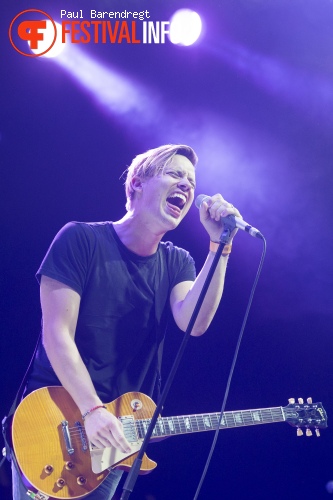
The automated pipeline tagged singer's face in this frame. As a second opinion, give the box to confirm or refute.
[137,154,196,232]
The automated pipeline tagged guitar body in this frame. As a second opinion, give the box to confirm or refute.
[12,387,157,499]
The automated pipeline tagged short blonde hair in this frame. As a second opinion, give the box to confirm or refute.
[124,144,198,210]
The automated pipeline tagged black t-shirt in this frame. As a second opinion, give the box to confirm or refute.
[27,222,196,401]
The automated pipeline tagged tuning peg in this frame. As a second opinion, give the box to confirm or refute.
[315,428,320,437]
[288,398,295,404]
[297,428,303,436]
[298,398,304,404]
[307,397,312,404]
[306,428,312,437]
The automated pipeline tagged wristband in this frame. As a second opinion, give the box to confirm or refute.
[82,405,107,420]
[209,241,232,255]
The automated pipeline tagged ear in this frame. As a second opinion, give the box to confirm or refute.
[131,176,144,194]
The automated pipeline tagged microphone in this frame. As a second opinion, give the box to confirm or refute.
[195,194,263,239]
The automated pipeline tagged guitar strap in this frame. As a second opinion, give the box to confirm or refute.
[146,243,170,404]
[1,330,41,469]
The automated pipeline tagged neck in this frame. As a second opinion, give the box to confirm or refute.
[113,212,165,256]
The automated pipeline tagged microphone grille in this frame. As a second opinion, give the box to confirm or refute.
[195,194,210,208]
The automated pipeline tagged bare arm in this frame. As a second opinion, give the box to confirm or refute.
[170,194,240,336]
[40,275,131,452]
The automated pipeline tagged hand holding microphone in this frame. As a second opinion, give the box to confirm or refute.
[195,194,263,240]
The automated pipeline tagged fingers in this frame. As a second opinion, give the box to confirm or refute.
[85,410,132,453]
[109,421,132,453]
[202,194,241,221]
[199,194,241,243]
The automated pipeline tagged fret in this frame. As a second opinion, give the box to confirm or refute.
[174,416,182,434]
[201,413,214,430]
[174,416,181,434]
[164,417,176,434]
[177,416,187,433]
[154,419,160,436]
[210,414,222,429]
[135,407,285,440]
[191,415,200,432]
[233,412,244,425]
[184,417,191,432]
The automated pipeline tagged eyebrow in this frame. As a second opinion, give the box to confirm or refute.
[167,168,196,186]
[166,165,194,182]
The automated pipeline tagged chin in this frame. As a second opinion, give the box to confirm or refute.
[161,215,181,232]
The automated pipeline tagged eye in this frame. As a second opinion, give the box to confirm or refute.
[166,170,196,188]
[166,170,180,178]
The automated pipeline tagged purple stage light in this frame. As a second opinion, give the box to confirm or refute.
[208,39,333,126]
[169,9,202,46]
[52,46,159,124]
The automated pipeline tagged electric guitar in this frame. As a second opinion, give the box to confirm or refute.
[12,386,327,499]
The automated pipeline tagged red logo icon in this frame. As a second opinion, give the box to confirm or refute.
[9,9,57,57]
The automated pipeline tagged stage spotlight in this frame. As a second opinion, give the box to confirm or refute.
[169,9,202,46]
[29,20,65,58]
[55,47,159,124]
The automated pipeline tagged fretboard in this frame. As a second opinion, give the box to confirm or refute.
[135,407,285,439]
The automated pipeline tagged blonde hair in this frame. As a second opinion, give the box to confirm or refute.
[124,144,198,210]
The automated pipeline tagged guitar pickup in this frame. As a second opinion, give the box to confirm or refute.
[119,416,139,443]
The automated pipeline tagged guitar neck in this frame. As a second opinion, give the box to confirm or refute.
[136,406,285,439]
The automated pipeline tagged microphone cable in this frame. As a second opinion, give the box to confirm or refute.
[193,235,267,500]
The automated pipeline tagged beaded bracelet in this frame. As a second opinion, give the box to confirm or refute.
[82,405,107,420]
[209,241,232,255]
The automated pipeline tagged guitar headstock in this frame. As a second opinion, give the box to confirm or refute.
[283,397,328,436]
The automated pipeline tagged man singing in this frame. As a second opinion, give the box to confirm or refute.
[12,144,240,499]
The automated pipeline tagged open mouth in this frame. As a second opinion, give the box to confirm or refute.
[166,193,187,211]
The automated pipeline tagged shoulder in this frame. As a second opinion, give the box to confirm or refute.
[160,240,194,263]
[55,221,112,244]
[159,241,196,290]
[45,221,114,264]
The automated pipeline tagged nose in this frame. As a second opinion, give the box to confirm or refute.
[178,177,192,191]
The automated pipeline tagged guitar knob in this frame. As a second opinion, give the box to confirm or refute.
[288,398,295,404]
[65,461,75,470]
[77,476,87,485]
[315,428,320,437]
[44,465,54,474]
[298,398,304,404]
[307,397,312,404]
[297,428,303,436]
[306,428,312,437]
[56,478,66,488]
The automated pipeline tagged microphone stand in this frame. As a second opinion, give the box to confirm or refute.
[120,222,235,500]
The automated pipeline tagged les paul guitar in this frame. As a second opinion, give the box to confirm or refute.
[12,386,327,499]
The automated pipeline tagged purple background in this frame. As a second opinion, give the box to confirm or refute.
[1,1,333,499]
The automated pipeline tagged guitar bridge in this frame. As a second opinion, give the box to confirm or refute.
[61,420,74,455]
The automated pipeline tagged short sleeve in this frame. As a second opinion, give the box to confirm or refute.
[163,241,196,289]
[36,222,94,295]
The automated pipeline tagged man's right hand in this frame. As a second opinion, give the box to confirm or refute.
[84,407,132,453]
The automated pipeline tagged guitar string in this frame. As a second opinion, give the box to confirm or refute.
[66,409,286,429]
[66,407,287,441]
[66,418,286,434]
[65,406,286,431]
